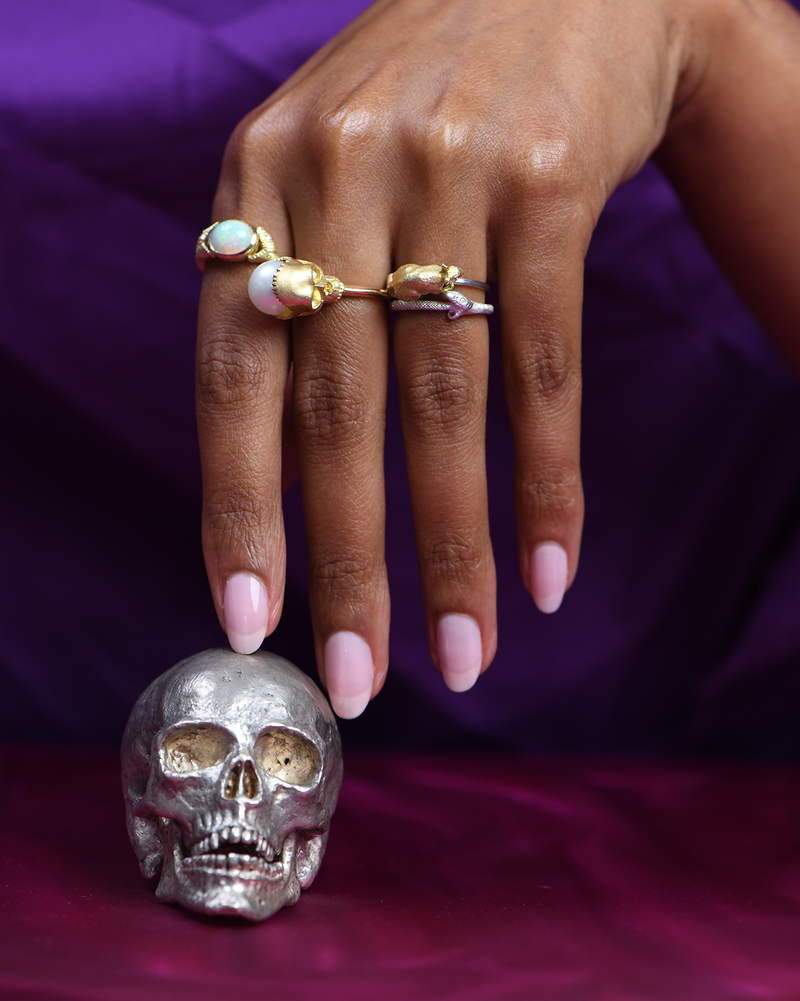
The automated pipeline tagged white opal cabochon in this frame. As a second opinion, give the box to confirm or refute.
[248,260,286,316]
[207,219,256,258]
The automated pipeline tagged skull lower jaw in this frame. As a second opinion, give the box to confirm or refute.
[156,823,301,921]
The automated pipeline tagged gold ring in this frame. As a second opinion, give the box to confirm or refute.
[195,220,277,270]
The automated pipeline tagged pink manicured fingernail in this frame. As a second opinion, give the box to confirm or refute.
[437,614,482,693]
[324,632,374,719]
[530,542,568,613]
[223,573,269,654]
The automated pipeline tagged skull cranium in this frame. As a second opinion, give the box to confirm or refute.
[121,649,342,921]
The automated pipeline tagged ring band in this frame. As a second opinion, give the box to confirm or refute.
[196,220,493,320]
[390,293,493,320]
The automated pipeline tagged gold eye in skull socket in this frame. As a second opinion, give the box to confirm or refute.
[256,729,321,786]
[161,724,232,774]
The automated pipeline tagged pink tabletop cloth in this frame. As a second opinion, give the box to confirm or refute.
[2,747,800,1000]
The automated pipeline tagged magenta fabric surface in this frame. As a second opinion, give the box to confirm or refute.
[3,746,800,1001]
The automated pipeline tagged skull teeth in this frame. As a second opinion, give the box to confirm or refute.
[188,827,277,861]
[182,852,284,879]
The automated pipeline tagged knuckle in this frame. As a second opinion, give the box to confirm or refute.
[217,105,298,207]
[509,338,576,407]
[500,125,586,208]
[531,147,578,199]
[421,533,484,586]
[517,467,582,523]
[404,364,476,435]
[197,335,267,414]
[406,115,482,176]
[224,107,284,173]
[309,550,382,604]
[306,97,390,171]
[294,371,370,452]
[203,487,276,552]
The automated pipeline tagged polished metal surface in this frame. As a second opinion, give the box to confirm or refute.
[390,288,494,319]
[121,649,342,921]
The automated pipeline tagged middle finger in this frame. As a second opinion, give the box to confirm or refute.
[288,180,393,720]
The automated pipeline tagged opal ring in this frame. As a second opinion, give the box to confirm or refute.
[196,220,493,321]
[195,219,278,270]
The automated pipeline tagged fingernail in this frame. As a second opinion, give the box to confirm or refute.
[530,542,568,613]
[324,632,374,719]
[437,614,482,693]
[223,573,269,654]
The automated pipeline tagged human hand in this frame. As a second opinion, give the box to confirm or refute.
[196,0,800,717]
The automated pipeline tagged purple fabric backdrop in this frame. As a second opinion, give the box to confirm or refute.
[2,0,800,754]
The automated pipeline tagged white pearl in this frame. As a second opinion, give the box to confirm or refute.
[248,260,285,316]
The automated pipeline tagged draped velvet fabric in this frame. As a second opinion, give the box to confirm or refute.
[4,747,800,1000]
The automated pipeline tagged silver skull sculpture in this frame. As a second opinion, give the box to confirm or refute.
[121,649,342,921]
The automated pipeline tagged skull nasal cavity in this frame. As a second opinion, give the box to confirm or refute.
[224,760,259,799]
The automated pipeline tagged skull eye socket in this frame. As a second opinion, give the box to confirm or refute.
[161,724,232,773]
[256,729,321,786]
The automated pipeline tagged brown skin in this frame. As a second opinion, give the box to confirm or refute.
[197,0,800,700]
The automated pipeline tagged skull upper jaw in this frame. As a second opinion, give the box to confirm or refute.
[155,820,303,921]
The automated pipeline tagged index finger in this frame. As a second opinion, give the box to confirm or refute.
[196,213,292,653]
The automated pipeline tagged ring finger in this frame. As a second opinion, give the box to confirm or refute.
[393,198,497,694]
